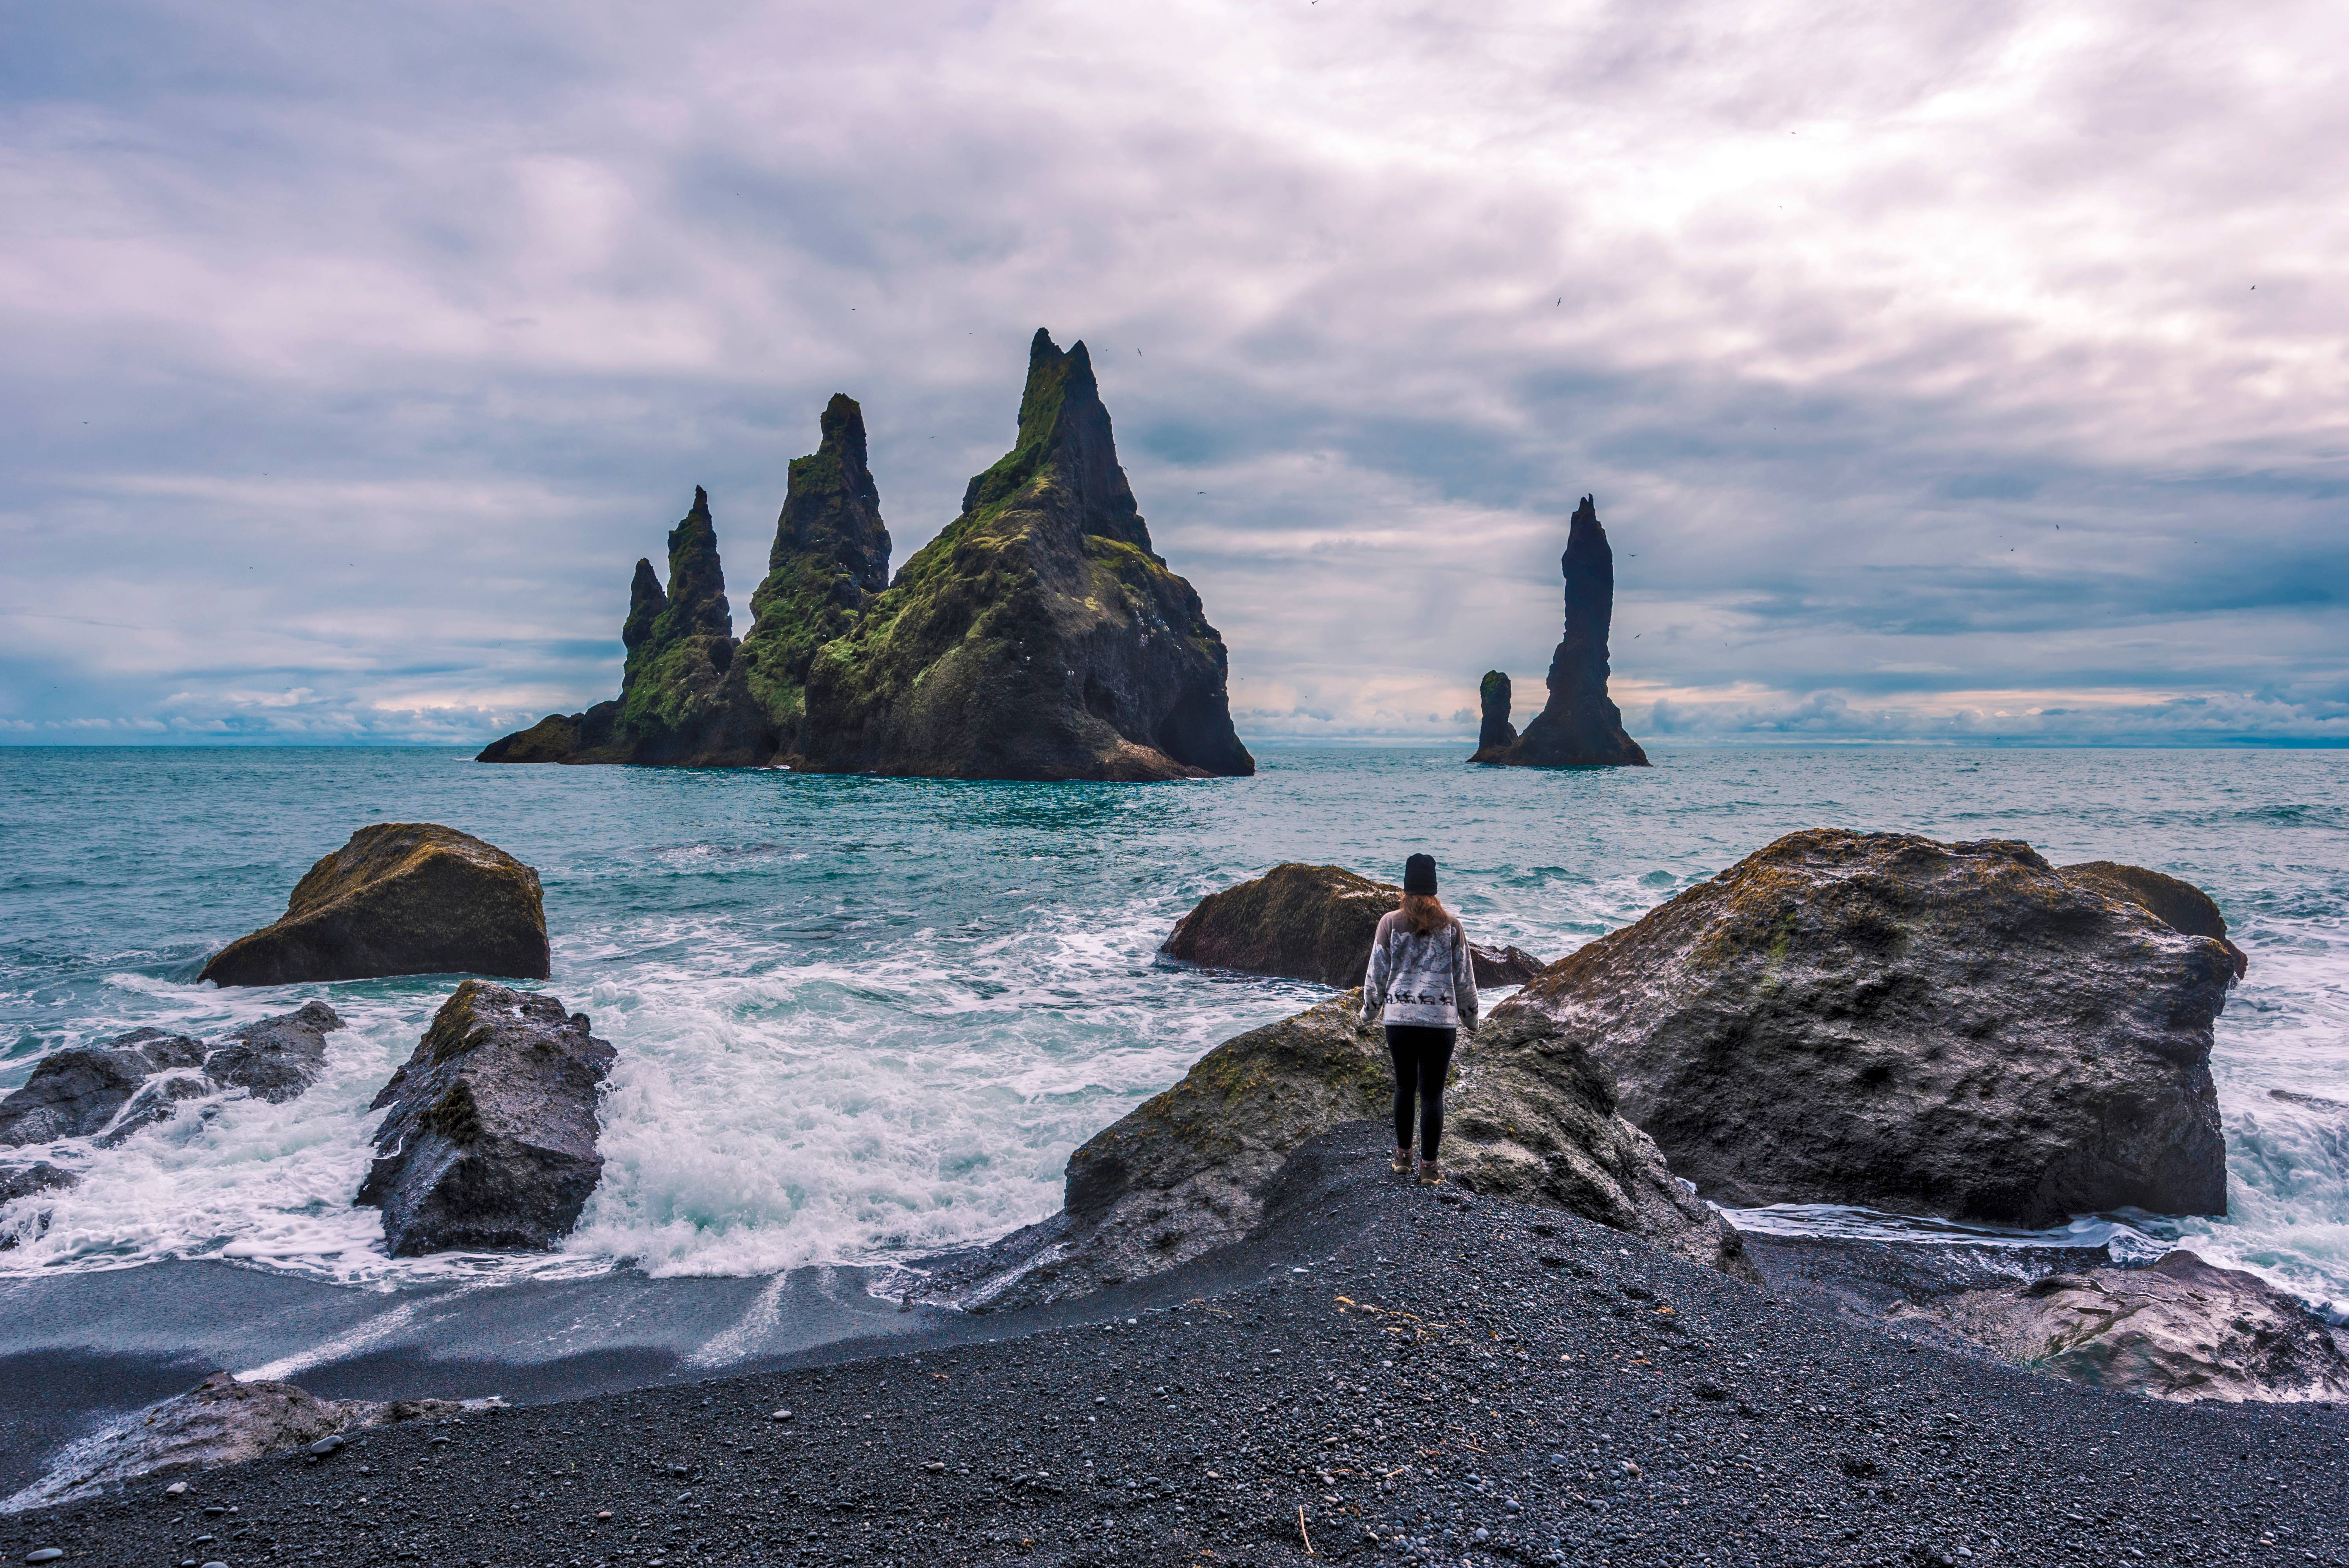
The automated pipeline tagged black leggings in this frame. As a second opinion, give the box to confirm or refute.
[1386,1025,1457,1160]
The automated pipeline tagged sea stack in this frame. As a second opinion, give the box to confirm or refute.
[476,490,776,767]
[1472,495,1648,767]
[792,330,1252,780]
[479,334,1251,781]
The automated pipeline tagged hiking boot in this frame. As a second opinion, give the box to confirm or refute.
[1390,1146,1413,1173]
[1417,1158,1443,1185]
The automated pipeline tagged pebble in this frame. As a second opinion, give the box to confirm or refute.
[306,1436,345,1457]
[26,1552,65,1564]
[164,1482,188,1497]
[769,1409,792,1422]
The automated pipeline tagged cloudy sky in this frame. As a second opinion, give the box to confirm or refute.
[4,0,2343,747]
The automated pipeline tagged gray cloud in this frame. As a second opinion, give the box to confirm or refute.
[3,0,2344,746]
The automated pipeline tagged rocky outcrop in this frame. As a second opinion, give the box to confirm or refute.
[477,491,777,767]
[794,332,1252,780]
[200,824,549,986]
[923,992,1750,1310]
[1500,829,2234,1226]
[1477,670,1517,754]
[479,333,1253,782]
[0,1029,204,1145]
[0,1162,80,1250]
[1906,1251,2349,1403]
[2060,860,2248,980]
[737,393,893,740]
[356,980,615,1256]
[0,1005,345,1153]
[4,1371,471,1505]
[1159,862,1550,990]
[1472,496,1648,767]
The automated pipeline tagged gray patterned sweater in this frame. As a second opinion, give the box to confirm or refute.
[1360,910,1479,1031]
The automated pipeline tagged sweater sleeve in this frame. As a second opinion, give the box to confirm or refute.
[1362,914,1393,1021]
[1454,924,1480,1031]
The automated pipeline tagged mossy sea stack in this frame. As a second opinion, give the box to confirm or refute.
[478,334,1253,781]
[1472,495,1648,767]
[199,824,549,986]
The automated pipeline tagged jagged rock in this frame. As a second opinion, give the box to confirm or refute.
[1500,828,2234,1226]
[1905,1251,2349,1403]
[202,1000,346,1102]
[1477,670,1517,753]
[0,1029,205,1146]
[3,1371,473,1505]
[1472,495,1648,767]
[1159,862,1550,990]
[479,335,1254,781]
[356,980,615,1256]
[479,490,778,767]
[738,393,893,739]
[795,331,1252,780]
[2060,860,2248,980]
[200,824,549,986]
[92,1072,212,1148]
[922,993,1750,1310]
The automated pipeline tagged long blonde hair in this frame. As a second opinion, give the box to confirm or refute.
[1399,891,1456,938]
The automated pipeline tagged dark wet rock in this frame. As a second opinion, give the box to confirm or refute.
[794,331,1252,781]
[356,980,616,1256]
[1500,828,2233,1225]
[0,1030,204,1146]
[2059,860,2247,980]
[91,1072,212,1148]
[1159,862,1549,990]
[738,394,893,741]
[200,824,549,986]
[202,1000,345,1103]
[926,992,1747,1309]
[1477,670,1518,754]
[5,1372,471,1504]
[1472,495,1648,767]
[0,1160,80,1249]
[1904,1250,2349,1403]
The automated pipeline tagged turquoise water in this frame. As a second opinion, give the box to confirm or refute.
[1,746,2343,1312]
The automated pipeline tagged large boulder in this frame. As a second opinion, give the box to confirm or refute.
[2059,860,2248,980]
[356,980,616,1256]
[928,992,1750,1310]
[0,1029,204,1146]
[1905,1251,2349,1403]
[1499,828,2234,1226]
[6,1371,470,1505]
[1159,862,1550,990]
[1471,495,1648,768]
[199,824,550,986]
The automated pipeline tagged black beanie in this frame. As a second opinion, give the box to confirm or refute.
[1403,854,1437,895]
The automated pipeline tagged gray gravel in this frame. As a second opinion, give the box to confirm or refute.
[7,1123,2344,1568]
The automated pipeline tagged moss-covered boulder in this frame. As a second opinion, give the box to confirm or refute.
[1500,828,2234,1226]
[923,992,1749,1310]
[356,980,615,1255]
[200,824,549,986]
[792,331,1252,780]
[1159,862,1549,989]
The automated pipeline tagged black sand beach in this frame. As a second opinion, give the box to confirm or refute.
[6,1124,2345,1567]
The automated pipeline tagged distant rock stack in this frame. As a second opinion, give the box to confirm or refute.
[480,333,1252,781]
[791,328,1253,780]
[477,489,776,767]
[737,394,893,741]
[1471,496,1648,767]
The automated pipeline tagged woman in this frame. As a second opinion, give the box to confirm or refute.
[1361,853,1478,1184]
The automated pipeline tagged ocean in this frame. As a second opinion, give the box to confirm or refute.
[2,744,2343,1319]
